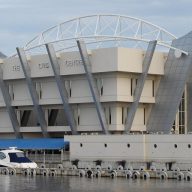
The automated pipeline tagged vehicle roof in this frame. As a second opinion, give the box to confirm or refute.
[0,149,23,154]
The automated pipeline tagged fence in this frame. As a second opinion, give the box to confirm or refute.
[27,151,70,163]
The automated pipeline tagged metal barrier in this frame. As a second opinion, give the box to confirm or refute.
[27,152,70,164]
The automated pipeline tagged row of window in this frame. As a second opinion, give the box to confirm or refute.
[14,106,146,127]
[7,78,156,100]
[79,143,192,149]
[172,92,186,134]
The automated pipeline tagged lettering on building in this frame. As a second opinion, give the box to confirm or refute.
[65,60,83,67]
[12,65,20,71]
[39,62,50,69]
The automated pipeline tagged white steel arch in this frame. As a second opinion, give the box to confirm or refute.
[22,14,187,55]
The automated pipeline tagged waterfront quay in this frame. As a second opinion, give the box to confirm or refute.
[1,163,192,181]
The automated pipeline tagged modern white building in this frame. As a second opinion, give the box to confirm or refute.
[0,14,190,139]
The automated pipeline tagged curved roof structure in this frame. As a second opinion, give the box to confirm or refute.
[23,14,178,55]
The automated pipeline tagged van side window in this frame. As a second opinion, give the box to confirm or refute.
[0,152,6,160]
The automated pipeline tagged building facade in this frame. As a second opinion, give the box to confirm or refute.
[0,46,188,138]
[0,15,190,138]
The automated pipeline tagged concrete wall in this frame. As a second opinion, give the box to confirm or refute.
[66,134,192,163]
[2,47,165,80]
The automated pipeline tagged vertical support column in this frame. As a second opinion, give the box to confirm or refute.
[0,65,22,138]
[124,40,157,133]
[45,44,77,135]
[16,48,49,138]
[77,40,109,134]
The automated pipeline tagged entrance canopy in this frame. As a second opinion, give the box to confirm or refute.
[0,139,68,150]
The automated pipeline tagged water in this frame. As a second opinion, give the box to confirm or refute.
[1,175,192,192]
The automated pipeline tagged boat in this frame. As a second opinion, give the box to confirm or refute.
[0,147,37,168]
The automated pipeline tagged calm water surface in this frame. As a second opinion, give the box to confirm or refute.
[0,175,192,192]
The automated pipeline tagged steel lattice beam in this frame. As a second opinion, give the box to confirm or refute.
[77,40,109,134]
[16,47,49,138]
[16,14,180,58]
[45,43,78,135]
[124,40,157,133]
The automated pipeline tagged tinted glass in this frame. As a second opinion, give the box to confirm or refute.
[0,152,6,160]
[8,153,31,163]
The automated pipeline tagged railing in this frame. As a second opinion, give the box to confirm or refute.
[27,152,70,163]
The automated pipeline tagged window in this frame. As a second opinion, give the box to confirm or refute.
[173,91,186,134]
[0,152,6,160]
[174,144,177,148]
[127,143,130,148]
[77,107,80,125]
[8,153,31,163]
[104,144,107,148]
[135,79,138,85]
[152,80,155,97]
[122,107,124,124]
[65,80,72,98]
[188,144,191,149]
[144,108,146,125]
[15,152,25,157]
[109,107,111,125]
[9,84,14,100]
[80,143,83,147]
[35,82,42,99]
[100,79,103,96]
[95,78,103,96]
[78,116,80,125]
[172,121,175,132]
[130,78,133,96]
[101,86,103,96]
[40,83,42,99]
[154,144,157,148]
[69,86,72,97]
[178,92,185,134]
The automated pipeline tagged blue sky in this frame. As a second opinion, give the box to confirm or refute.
[0,0,192,56]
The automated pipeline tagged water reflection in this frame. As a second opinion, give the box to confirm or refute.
[0,175,192,192]
[0,175,10,192]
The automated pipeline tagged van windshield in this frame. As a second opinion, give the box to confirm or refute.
[8,152,31,163]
